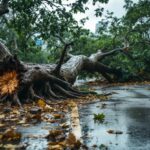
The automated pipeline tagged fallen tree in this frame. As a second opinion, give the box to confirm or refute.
[0,0,128,106]
[0,41,126,106]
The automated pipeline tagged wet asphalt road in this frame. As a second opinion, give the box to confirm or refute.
[79,85,150,150]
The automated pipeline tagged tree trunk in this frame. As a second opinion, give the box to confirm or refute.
[0,42,123,105]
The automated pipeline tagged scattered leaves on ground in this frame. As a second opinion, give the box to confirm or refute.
[0,88,111,149]
[1,128,21,142]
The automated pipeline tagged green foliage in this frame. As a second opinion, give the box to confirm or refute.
[76,0,150,81]
[93,113,105,123]
[0,0,109,62]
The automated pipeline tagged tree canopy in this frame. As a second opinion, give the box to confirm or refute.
[0,0,108,61]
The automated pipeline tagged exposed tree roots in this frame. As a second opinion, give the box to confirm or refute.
[0,43,86,107]
[0,55,86,106]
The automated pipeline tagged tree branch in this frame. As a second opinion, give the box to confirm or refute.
[89,47,124,62]
[53,42,74,77]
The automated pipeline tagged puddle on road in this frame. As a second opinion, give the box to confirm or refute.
[15,108,70,150]
[79,85,150,150]
[17,122,50,150]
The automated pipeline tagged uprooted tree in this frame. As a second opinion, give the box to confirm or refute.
[0,0,132,106]
[0,40,127,105]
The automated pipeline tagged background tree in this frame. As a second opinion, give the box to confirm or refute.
[70,0,150,81]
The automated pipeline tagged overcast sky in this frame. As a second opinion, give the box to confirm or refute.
[73,0,138,33]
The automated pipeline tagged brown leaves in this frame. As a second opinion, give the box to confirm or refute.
[48,130,64,138]
[47,129,65,142]
[48,133,81,150]
[0,71,19,95]
[0,144,26,149]
[48,144,64,150]
[66,133,76,145]
[107,130,123,134]
[1,128,21,142]
[66,133,81,148]
[0,124,5,128]
[53,114,64,119]
[37,99,46,109]
[0,95,83,149]
[60,123,69,129]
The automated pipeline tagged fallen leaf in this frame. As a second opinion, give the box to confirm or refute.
[0,144,26,149]
[45,105,54,112]
[48,144,63,150]
[66,133,76,145]
[47,130,64,138]
[2,128,21,142]
[60,123,69,129]
[37,99,46,109]
[53,114,63,119]
[0,123,5,128]
[107,130,114,134]
[12,109,20,115]
[66,133,81,149]
[17,118,26,124]
[0,114,5,119]
[107,130,123,134]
